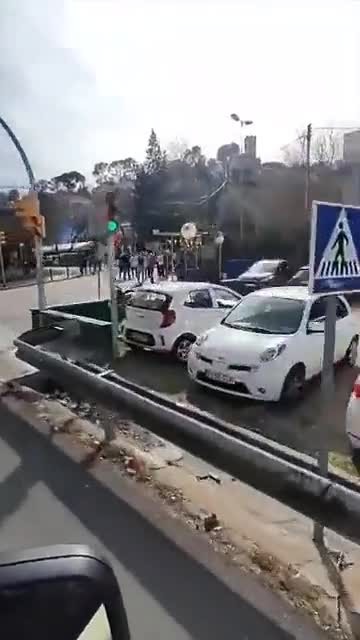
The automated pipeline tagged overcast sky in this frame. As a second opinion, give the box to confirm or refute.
[1,0,359,186]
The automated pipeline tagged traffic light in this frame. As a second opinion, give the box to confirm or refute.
[12,192,45,237]
[105,192,119,235]
[0,231,5,245]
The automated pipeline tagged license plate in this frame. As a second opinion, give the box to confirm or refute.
[205,370,235,385]
[130,332,150,344]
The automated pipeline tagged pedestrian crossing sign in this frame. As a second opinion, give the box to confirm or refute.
[309,201,360,294]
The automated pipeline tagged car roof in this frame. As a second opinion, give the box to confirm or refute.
[135,281,212,294]
[252,286,316,301]
[252,259,286,265]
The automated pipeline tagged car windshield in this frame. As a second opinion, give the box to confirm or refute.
[246,261,279,275]
[290,268,309,283]
[222,295,305,335]
[127,290,169,311]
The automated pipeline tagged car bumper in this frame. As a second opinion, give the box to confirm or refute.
[187,349,284,402]
[346,393,360,450]
[120,326,171,353]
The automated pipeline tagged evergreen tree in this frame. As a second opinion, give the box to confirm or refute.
[134,129,168,241]
[144,129,166,175]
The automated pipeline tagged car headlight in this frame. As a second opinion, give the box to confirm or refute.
[196,333,208,347]
[259,343,286,362]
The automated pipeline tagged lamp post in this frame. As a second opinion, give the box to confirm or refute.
[214,231,224,282]
[230,113,253,153]
[230,114,254,242]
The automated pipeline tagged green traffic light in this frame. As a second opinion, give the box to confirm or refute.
[107,219,119,233]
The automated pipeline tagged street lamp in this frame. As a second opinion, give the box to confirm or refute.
[214,231,224,281]
[230,114,253,153]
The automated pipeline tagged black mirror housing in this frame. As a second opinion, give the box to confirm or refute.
[0,544,130,640]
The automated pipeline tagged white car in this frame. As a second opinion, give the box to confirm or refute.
[346,374,360,451]
[120,281,242,362]
[188,287,358,402]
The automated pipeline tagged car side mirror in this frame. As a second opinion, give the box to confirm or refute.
[307,320,324,334]
[0,544,130,640]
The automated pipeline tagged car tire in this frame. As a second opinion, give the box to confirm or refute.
[345,337,359,367]
[280,365,305,403]
[173,334,196,363]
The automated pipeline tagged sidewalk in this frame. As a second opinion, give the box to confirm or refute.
[153,458,360,638]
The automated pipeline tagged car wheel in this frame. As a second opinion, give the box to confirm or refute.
[173,335,196,363]
[281,365,305,403]
[345,337,358,367]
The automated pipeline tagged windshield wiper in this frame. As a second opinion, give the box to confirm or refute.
[224,322,273,334]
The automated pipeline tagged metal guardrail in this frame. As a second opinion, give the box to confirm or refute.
[14,332,360,543]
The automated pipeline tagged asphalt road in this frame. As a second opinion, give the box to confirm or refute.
[0,402,326,640]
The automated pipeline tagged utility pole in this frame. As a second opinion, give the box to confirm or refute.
[0,116,46,311]
[305,123,312,215]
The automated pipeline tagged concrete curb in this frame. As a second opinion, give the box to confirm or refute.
[0,381,182,477]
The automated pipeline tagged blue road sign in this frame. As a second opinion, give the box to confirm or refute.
[309,201,360,294]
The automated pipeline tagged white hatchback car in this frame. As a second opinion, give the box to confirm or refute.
[120,281,242,362]
[188,287,358,402]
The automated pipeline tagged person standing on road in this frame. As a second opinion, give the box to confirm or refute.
[142,251,149,282]
[118,251,126,280]
[137,251,144,283]
[148,251,156,284]
[157,252,164,278]
[130,253,138,280]
[122,251,131,280]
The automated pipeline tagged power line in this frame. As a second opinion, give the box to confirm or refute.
[164,179,227,207]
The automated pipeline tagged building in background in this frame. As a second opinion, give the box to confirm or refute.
[229,136,261,186]
[244,135,257,158]
[342,130,360,205]
[343,130,360,164]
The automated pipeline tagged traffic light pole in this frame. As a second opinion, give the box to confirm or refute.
[107,234,119,358]
[34,236,46,310]
[0,116,46,311]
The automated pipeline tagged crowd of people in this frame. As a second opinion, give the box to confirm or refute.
[77,243,182,284]
[117,249,166,284]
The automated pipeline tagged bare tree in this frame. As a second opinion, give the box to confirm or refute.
[283,128,342,167]
[312,129,341,165]
[166,138,188,161]
[282,130,306,166]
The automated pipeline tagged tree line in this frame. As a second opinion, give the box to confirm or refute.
[1,128,348,265]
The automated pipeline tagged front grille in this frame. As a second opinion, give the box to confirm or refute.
[228,364,252,372]
[197,372,249,394]
[126,330,155,346]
